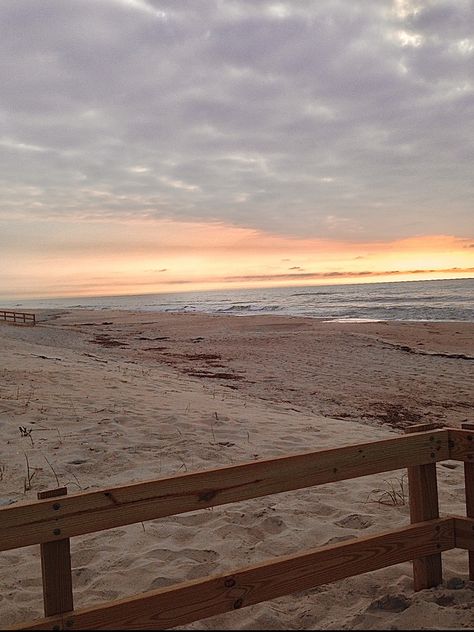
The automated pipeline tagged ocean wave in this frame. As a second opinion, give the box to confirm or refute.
[290,292,333,297]
[164,305,197,312]
[7,278,473,322]
[217,304,281,313]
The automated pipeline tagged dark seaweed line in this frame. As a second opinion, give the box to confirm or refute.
[386,342,474,361]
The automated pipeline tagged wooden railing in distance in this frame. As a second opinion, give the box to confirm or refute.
[0,310,36,326]
[2,425,473,631]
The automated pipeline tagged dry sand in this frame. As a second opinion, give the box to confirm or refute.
[1,310,473,629]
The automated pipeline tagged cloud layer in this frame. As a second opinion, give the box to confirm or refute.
[1,0,473,242]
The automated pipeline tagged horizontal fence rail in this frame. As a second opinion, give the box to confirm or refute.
[11,518,456,631]
[0,310,36,326]
[2,425,473,631]
[0,429,449,552]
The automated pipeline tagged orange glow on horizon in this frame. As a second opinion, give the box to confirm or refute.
[1,218,473,299]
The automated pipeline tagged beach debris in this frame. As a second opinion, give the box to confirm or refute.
[184,370,244,380]
[83,353,108,363]
[91,334,127,347]
[446,577,465,590]
[384,341,474,361]
[19,426,34,446]
[369,403,423,429]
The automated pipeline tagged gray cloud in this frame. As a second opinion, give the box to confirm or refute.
[0,0,473,241]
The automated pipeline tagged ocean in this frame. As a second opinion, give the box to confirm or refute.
[5,277,474,322]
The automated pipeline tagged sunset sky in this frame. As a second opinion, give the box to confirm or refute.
[1,0,473,299]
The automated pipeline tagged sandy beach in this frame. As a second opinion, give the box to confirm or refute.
[1,310,474,629]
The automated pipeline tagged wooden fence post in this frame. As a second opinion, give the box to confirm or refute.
[405,423,443,590]
[37,487,74,616]
[461,423,474,580]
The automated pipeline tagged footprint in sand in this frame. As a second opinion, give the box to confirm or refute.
[259,515,287,534]
[185,562,220,580]
[335,513,374,529]
[73,566,95,588]
[71,547,101,567]
[367,593,411,613]
[14,577,42,589]
[182,548,219,563]
[148,576,184,590]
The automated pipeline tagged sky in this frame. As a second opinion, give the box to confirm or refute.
[1,0,473,299]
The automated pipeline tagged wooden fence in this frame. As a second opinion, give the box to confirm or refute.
[2,422,474,630]
[0,310,36,326]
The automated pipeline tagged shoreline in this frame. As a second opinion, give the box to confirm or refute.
[1,310,474,629]
[6,303,474,323]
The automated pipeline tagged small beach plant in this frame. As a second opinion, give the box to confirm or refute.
[366,474,407,507]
